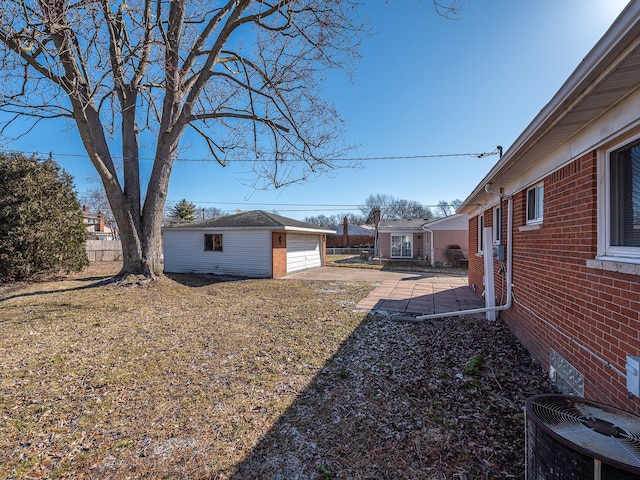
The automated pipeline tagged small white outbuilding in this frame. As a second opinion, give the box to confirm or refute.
[162,210,334,278]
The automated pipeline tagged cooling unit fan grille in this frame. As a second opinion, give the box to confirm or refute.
[526,394,640,477]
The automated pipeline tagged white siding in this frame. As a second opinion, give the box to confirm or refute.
[286,234,321,274]
[163,229,272,277]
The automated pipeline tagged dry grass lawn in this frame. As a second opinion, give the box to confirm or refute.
[0,263,555,479]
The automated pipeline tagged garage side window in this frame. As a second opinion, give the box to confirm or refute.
[610,139,640,248]
[204,234,223,252]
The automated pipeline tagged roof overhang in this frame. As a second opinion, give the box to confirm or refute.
[282,226,335,234]
[421,214,469,231]
[459,1,640,215]
[378,225,429,233]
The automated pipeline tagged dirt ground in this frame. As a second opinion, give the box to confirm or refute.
[0,262,556,479]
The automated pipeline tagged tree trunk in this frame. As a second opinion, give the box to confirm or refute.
[0,0,364,282]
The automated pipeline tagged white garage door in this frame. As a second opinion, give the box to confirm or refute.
[286,234,321,274]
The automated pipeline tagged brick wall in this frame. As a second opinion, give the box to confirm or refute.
[271,231,287,278]
[377,233,390,258]
[468,152,640,413]
[433,230,469,265]
[413,232,425,258]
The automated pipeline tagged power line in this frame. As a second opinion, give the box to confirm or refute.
[169,200,466,208]
[11,147,501,163]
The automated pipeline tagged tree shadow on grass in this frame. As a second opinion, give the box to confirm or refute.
[164,272,253,287]
[0,276,116,305]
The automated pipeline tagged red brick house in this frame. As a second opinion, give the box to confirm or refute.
[459,2,640,413]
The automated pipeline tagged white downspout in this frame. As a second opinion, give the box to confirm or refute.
[423,229,435,267]
[405,194,513,321]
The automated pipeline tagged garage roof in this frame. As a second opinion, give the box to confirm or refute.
[163,210,334,233]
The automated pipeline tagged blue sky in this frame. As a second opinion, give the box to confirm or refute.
[1,0,631,220]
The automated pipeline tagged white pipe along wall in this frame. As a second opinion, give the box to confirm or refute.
[402,192,513,322]
[423,228,435,267]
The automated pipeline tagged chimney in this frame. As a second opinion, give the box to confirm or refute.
[97,212,105,232]
[342,216,348,247]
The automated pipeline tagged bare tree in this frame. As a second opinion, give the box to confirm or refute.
[360,193,394,221]
[200,206,224,221]
[303,212,363,228]
[0,1,364,278]
[433,0,468,20]
[435,198,462,217]
[360,193,432,221]
[388,198,432,220]
[78,176,115,222]
[303,214,334,228]
[342,212,365,226]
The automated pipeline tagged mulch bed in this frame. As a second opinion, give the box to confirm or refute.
[234,314,555,479]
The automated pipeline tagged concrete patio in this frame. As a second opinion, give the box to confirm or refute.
[285,266,485,318]
[355,279,484,317]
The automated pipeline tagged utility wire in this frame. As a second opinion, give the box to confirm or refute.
[11,147,501,163]
[171,200,467,208]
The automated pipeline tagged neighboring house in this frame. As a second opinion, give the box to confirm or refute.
[326,217,375,248]
[377,218,430,260]
[422,214,469,266]
[82,205,116,240]
[162,210,333,278]
[377,214,468,265]
[459,1,640,412]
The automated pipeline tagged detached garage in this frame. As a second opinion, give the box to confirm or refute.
[162,210,333,278]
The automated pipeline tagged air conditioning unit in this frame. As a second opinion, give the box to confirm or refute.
[526,394,640,479]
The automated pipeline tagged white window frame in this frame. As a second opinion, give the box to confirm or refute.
[526,183,544,224]
[204,233,223,252]
[477,214,484,254]
[390,233,412,258]
[493,205,502,245]
[596,134,640,264]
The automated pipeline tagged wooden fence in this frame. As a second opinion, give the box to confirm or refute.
[86,240,122,262]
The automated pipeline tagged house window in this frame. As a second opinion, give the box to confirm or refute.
[204,233,223,252]
[493,205,502,244]
[391,234,412,258]
[592,135,640,268]
[477,214,484,254]
[526,183,544,224]
[610,139,640,248]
